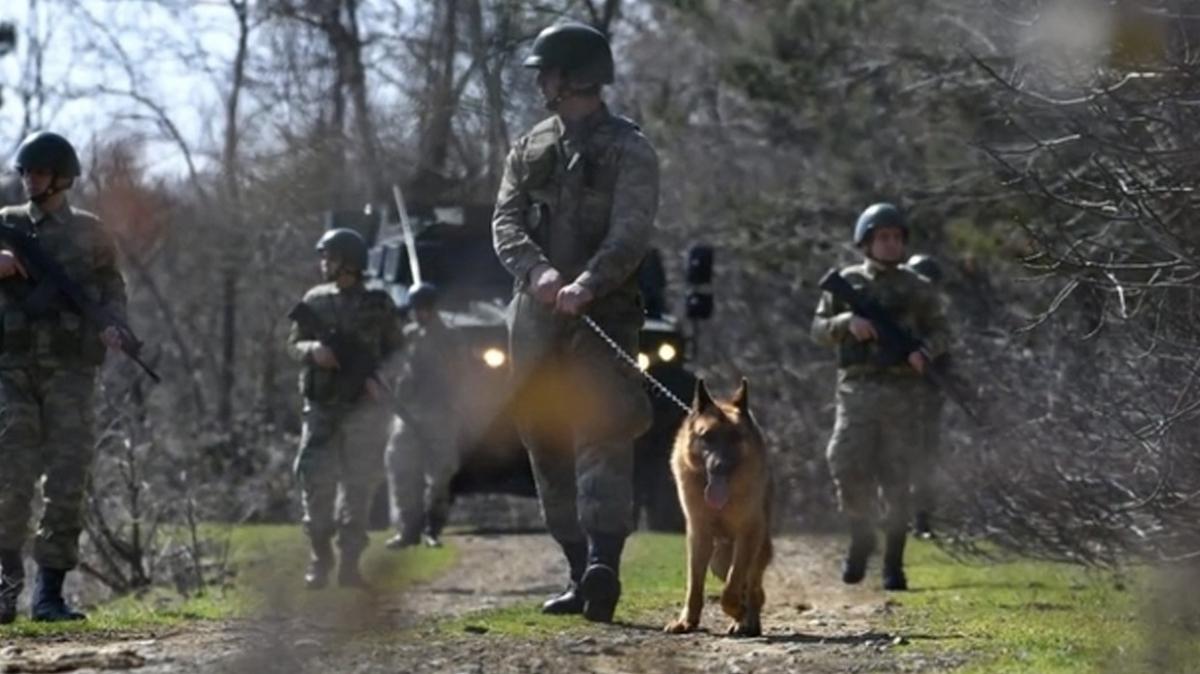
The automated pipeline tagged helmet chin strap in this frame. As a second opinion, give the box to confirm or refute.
[29,174,70,205]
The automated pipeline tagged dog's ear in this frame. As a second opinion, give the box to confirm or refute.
[731,377,750,413]
[692,378,716,413]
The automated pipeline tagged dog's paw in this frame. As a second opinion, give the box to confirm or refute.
[664,618,697,634]
[725,619,762,638]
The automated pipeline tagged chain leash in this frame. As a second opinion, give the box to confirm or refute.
[581,315,692,415]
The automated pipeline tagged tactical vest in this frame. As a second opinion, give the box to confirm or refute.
[835,267,923,372]
[0,207,108,366]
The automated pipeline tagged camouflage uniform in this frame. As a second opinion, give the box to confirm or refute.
[287,282,403,581]
[812,259,948,532]
[492,106,657,569]
[0,200,126,572]
[385,318,467,541]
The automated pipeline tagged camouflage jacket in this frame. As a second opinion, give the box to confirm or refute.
[492,105,659,322]
[811,259,949,380]
[394,318,468,415]
[287,281,404,405]
[0,200,127,369]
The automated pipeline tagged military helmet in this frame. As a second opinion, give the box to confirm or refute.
[523,22,614,87]
[315,228,368,271]
[12,131,82,178]
[907,254,943,283]
[407,282,439,309]
[853,202,907,246]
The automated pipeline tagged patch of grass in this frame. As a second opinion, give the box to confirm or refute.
[441,532,699,638]
[889,541,1200,674]
[0,525,456,640]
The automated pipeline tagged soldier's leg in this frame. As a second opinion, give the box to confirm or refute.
[826,378,882,585]
[384,417,425,548]
[422,423,461,546]
[878,380,923,591]
[508,296,587,614]
[911,394,945,538]
[32,368,95,621]
[0,369,41,624]
[570,321,652,624]
[336,406,389,587]
[294,406,340,589]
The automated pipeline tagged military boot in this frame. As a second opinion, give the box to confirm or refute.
[423,512,447,548]
[337,549,368,589]
[579,532,625,624]
[841,518,876,585]
[304,538,334,590]
[31,568,86,622]
[384,530,421,550]
[882,528,909,591]
[541,540,587,615]
[0,550,24,625]
[913,511,935,540]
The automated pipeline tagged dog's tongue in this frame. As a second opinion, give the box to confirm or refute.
[705,474,731,510]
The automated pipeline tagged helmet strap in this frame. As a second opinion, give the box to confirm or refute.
[30,174,72,205]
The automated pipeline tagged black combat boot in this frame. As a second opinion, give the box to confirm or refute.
[580,532,625,623]
[541,540,587,615]
[31,567,86,622]
[841,518,876,585]
[384,529,421,550]
[423,511,447,548]
[304,538,334,590]
[0,550,23,625]
[913,511,935,540]
[882,528,909,591]
[337,547,368,589]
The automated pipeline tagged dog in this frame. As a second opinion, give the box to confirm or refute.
[664,378,773,637]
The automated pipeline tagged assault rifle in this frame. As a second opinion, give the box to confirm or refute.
[818,269,981,424]
[0,224,160,382]
[287,302,422,430]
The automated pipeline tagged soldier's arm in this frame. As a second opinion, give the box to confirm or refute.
[492,142,552,285]
[917,284,950,360]
[575,133,659,297]
[286,320,322,364]
[811,291,853,347]
[93,220,128,322]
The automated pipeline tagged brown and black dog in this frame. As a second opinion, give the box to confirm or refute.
[664,378,773,637]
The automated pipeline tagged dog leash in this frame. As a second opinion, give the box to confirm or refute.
[582,315,693,415]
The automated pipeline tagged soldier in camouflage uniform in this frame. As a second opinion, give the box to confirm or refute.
[812,203,948,591]
[492,22,657,623]
[384,282,466,550]
[287,228,404,589]
[0,132,129,623]
[904,254,946,539]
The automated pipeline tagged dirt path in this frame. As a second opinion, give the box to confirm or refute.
[0,533,965,673]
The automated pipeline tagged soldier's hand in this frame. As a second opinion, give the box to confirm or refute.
[312,345,340,369]
[908,350,928,375]
[848,316,878,342]
[100,326,124,352]
[555,282,594,316]
[530,264,564,306]
[0,251,27,279]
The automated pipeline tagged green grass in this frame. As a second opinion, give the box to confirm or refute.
[444,532,694,637]
[0,525,457,640]
[889,541,1200,674]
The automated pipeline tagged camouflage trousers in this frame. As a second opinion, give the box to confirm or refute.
[385,414,460,538]
[294,401,390,559]
[507,293,653,545]
[825,373,923,530]
[0,366,96,570]
[911,387,945,515]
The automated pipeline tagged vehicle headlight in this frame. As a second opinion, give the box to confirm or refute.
[657,343,678,363]
[482,348,507,369]
[636,353,651,371]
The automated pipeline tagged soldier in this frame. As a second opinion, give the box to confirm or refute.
[492,22,657,623]
[904,254,946,539]
[384,282,466,550]
[0,131,129,623]
[286,228,403,589]
[811,203,948,591]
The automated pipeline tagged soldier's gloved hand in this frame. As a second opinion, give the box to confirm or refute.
[100,326,124,352]
[0,251,27,279]
[555,282,594,316]
[312,345,341,370]
[529,264,565,306]
[908,350,928,375]
[848,316,878,342]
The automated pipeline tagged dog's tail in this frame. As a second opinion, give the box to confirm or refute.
[710,538,733,580]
